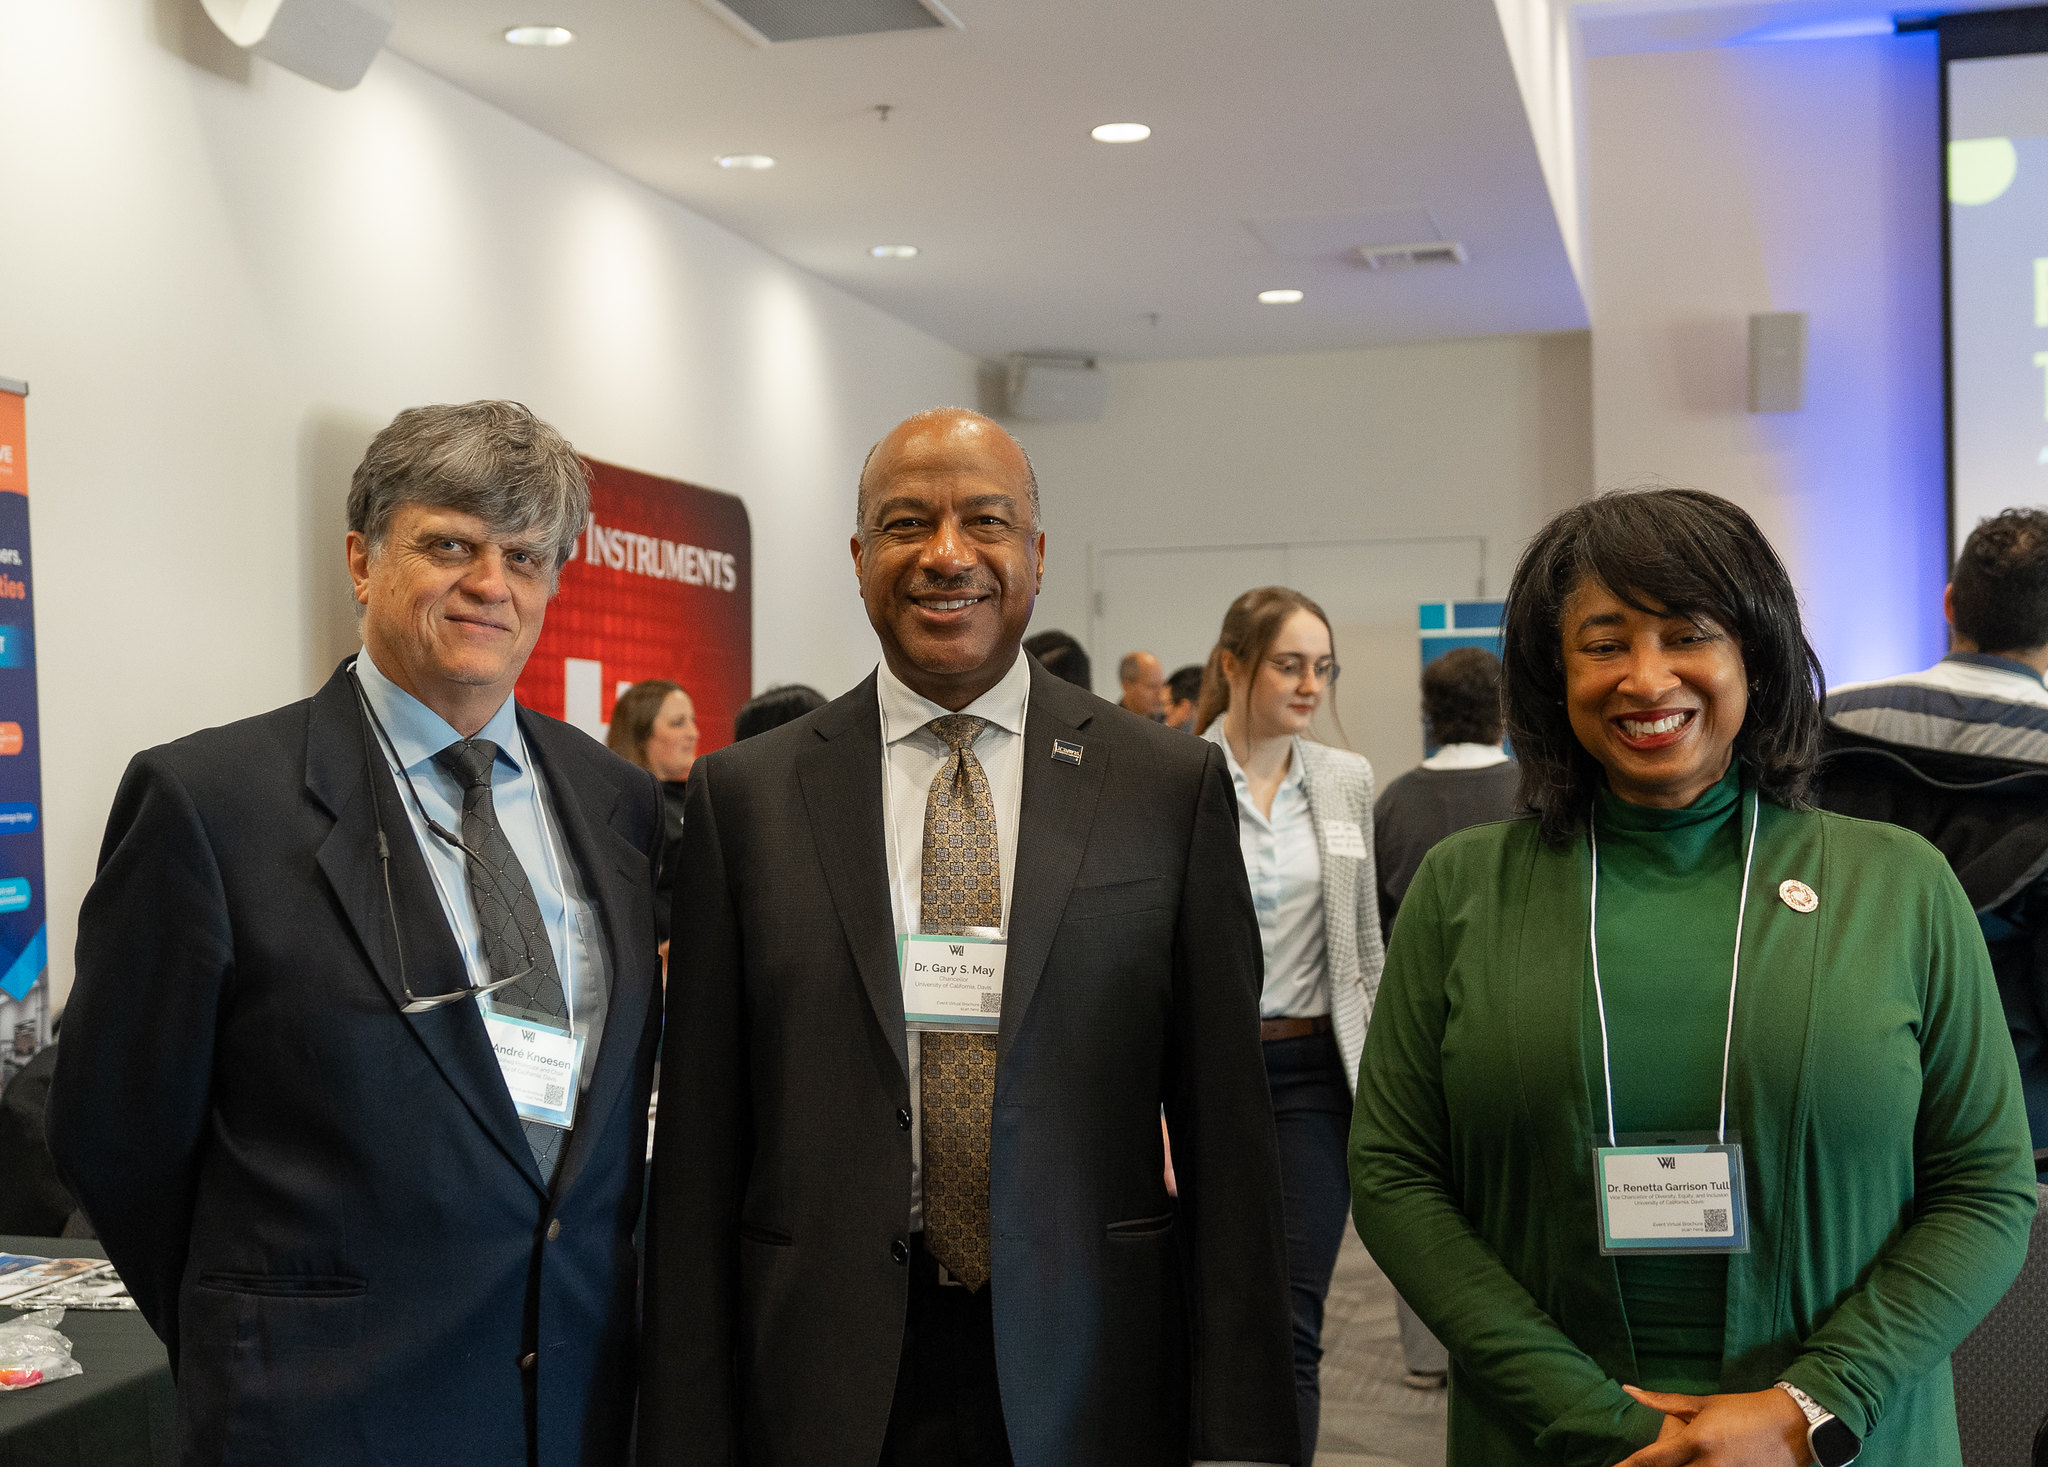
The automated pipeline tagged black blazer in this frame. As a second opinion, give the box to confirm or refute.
[48,661,665,1467]
[640,660,1298,1467]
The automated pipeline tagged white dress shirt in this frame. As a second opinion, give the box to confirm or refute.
[1208,727,1329,1019]
[877,651,1031,1230]
[354,648,609,1097]
[1422,741,1511,772]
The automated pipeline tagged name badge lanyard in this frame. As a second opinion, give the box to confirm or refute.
[358,661,583,1127]
[1588,787,1758,1254]
[883,718,1010,1034]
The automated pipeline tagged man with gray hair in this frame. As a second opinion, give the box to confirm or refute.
[51,401,667,1466]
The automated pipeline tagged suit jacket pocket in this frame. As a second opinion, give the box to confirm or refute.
[738,1221,794,1246]
[1063,877,1167,924]
[197,1272,367,1299]
[181,1277,369,1465]
[1105,1211,1176,1240]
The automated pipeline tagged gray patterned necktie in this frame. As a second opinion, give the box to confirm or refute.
[435,738,569,1186]
[919,714,999,1292]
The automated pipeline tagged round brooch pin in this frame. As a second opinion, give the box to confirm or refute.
[1778,879,1818,913]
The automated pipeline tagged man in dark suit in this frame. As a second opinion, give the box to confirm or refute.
[640,408,1297,1467]
[49,401,664,1466]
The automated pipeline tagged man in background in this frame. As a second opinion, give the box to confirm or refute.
[1821,507,2048,1173]
[1370,645,1517,1391]
[1374,647,1519,935]
[641,407,1296,1467]
[1164,664,1203,732]
[1118,650,1167,720]
[51,402,665,1465]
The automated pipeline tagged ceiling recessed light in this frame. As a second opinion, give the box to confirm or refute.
[1090,122,1152,144]
[870,244,919,259]
[715,153,777,171]
[1258,289,1305,304]
[503,24,574,45]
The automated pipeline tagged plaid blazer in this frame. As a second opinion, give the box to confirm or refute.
[1295,738,1386,1089]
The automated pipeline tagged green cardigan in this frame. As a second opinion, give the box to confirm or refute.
[1348,797,2036,1467]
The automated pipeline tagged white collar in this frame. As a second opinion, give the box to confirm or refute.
[1203,719,1305,793]
[1422,742,1510,771]
[876,650,1032,746]
[353,646,524,776]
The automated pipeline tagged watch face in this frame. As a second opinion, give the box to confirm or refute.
[1811,1417,1860,1466]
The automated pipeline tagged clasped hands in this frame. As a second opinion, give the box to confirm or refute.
[1615,1385,1814,1466]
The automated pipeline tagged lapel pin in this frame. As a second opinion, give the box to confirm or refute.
[1778,879,1818,914]
[1051,738,1083,766]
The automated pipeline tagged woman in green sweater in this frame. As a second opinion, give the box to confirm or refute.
[1348,488,2036,1467]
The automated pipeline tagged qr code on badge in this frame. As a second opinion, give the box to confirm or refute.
[980,992,1003,1014]
[544,1083,567,1107]
[1703,1208,1729,1232]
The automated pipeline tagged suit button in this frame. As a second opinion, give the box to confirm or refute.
[891,1238,909,1265]
[519,1352,537,1370]
[896,1108,912,1131]
[546,1219,561,1242]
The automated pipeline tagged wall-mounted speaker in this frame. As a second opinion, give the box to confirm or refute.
[202,0,395,90]
[1747,312,1807,414]
[1005,355,1106,423]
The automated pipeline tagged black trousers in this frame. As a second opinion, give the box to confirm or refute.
[879,1233,1016,1467]
[1266,1029,1355,1465]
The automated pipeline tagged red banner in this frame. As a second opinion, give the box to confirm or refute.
[515,457,752,755]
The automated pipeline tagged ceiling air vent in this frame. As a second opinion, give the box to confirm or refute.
[1356,241,1468,270]
[697,0,960,45]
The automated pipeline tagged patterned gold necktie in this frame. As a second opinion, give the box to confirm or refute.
[919,713,999,1292]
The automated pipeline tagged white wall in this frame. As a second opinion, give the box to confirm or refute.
[1585,34,1949,687]
[0,0,977,1006]
[1494,0,1590,293]
[1010,333,1592,779]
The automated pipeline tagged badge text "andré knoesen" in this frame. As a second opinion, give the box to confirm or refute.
[570,513,739,592]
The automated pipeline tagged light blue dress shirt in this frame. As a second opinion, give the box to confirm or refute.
[1208,727,1329,1019]
[353,649,609,1094]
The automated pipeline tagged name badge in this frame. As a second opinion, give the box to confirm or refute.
[482,1012,583,1130]
[1321,819,1368,860]
[899,932,1007,1033]
[1596,1139,1749,1254]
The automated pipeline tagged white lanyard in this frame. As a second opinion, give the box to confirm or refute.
[1586,787,1759,1147]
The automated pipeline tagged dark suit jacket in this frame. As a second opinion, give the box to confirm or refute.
[48,661,665,1467]
[1816,723,2048,1157]
[640,660,1298,1467]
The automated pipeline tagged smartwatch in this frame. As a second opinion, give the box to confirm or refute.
[1775,1381,1860,1466]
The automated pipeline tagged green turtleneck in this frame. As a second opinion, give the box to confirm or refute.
[1584,760,1746,1393]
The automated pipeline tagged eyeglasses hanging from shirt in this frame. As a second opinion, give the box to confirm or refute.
[347,666,539,1013]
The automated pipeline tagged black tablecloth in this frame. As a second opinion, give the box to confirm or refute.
[0,1236,172,1467]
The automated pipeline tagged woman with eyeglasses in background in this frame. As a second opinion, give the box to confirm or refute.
[1195,585,1386,1463]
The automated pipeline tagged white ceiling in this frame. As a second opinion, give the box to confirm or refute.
[385,0,1590,364]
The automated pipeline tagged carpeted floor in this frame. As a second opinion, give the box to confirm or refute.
[1312,1228,1448,1467]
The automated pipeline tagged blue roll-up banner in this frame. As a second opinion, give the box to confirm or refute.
[0,380,46,1095]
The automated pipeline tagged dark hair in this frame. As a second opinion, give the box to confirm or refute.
[606,679,685,771]
[1952,508,2048,654]
[1501,487,1823,847]
[1024,630,1092,689]
[733,684,827,742]
[1423,647,1504,746]
[1166,664,1204,706]
[1195,587,1345,745]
